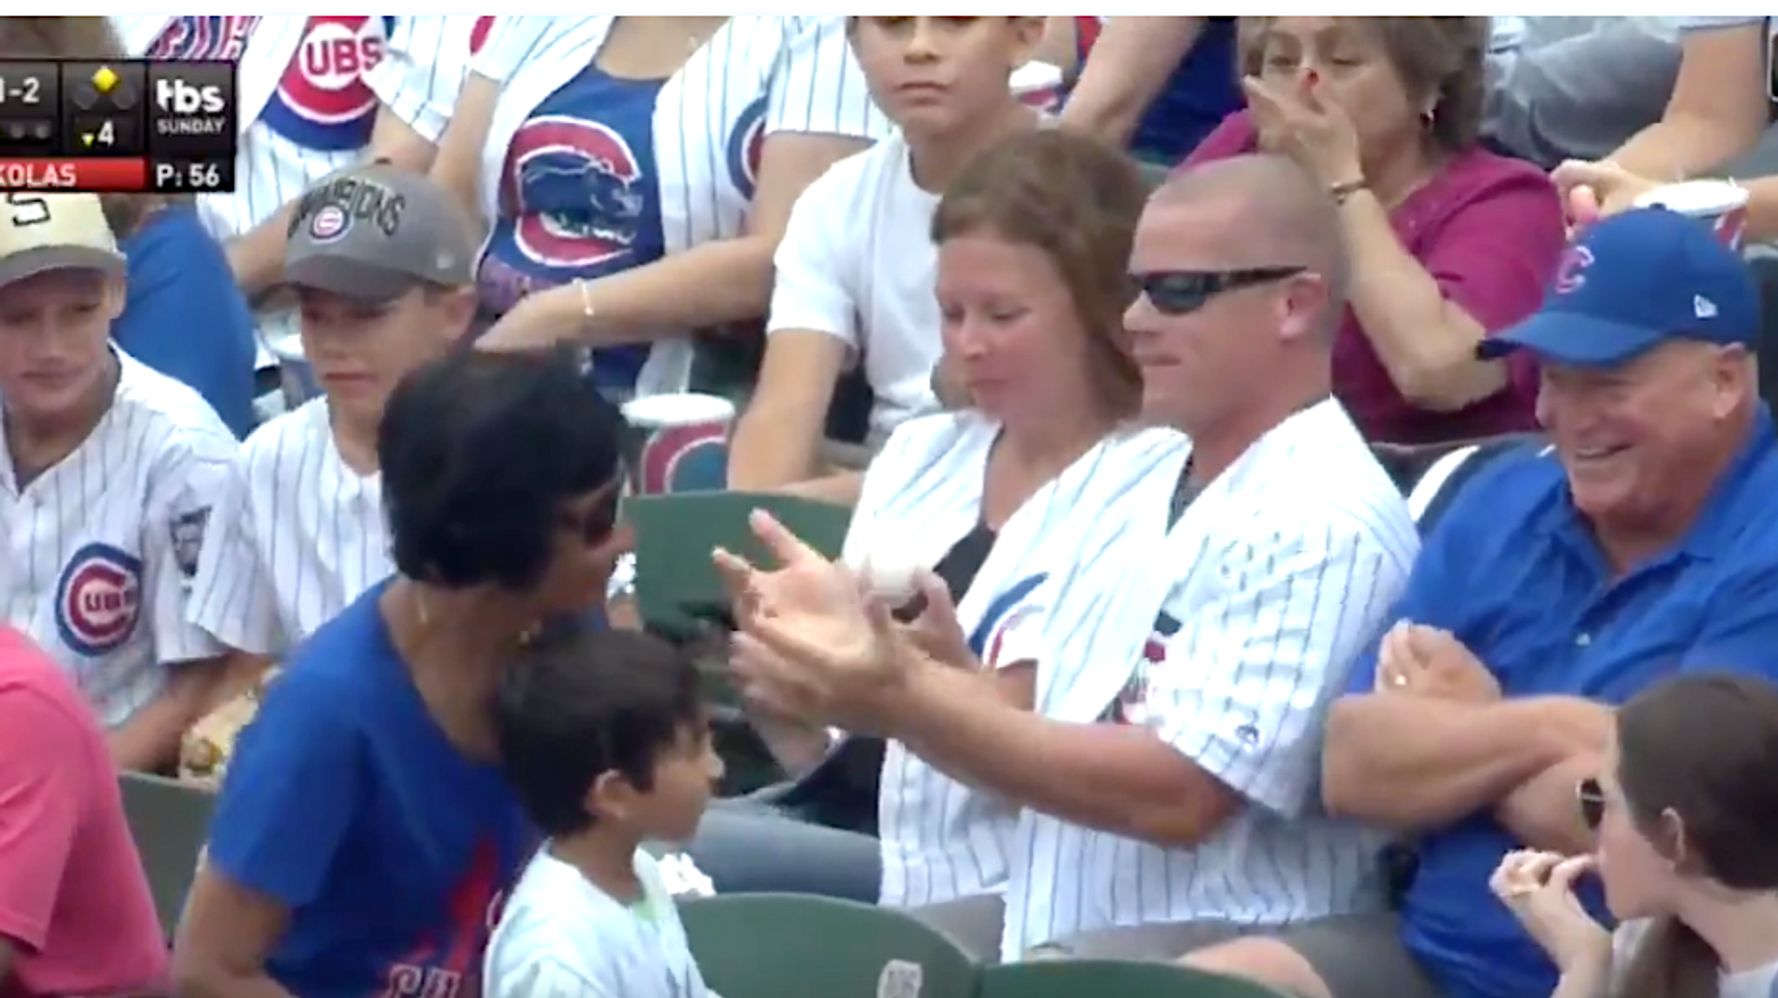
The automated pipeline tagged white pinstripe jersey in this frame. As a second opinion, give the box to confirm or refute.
[468,16,892,396]
[114,16,486,241]
[842,412,1188,909]
[186,398,389,658]
[1000,399,1420,960]
[0,351,235,727]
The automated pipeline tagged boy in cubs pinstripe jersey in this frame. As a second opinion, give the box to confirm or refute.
[0,192,237,772]
[185,165,475,713]
[721,155,1418,961]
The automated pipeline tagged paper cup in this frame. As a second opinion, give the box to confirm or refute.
[269,331,321,408]
[1633,180,1750,251]
[619,392,736,495]
[1012,60,1064,113]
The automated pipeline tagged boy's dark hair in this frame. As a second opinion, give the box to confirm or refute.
[494,624,703,837]
[379,348,624,591]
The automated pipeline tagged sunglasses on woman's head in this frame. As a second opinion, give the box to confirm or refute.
[1576,776,1606,831]
[1128,266,1307,317]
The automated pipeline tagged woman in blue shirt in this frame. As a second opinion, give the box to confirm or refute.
[171,348,633,997]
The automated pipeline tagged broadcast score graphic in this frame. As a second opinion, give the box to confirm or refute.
[0,60,237,194]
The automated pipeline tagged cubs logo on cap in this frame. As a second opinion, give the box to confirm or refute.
[55,543,143,657]
[727,97,768,200]
[501,117,647,270]
[307,203,350,242]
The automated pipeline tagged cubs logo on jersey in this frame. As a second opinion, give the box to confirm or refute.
[500,117,647,270]
[55,543,144,657]
[1107,609,1180,727]
[260,15,394,151]
[145,16,260,60]
[727,96,768,200]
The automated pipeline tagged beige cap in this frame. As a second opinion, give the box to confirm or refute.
[0,193,125,290]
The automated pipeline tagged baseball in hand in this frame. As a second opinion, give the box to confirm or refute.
[862,549,924,605]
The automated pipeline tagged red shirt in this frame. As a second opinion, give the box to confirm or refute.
[1183,111,1566,444]
[0,628,166,998]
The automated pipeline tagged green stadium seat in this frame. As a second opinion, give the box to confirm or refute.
[980,959,1291,997]
[627,490,851,643]
[680,893,978,998]
[118,771,216,938]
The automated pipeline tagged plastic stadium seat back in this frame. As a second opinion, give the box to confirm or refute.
[680,893,978,998]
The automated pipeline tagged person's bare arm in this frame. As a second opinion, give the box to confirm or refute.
[476,132,869,351]
[109,656,226,773]
[1610,23,1769,182]
[428,72,499,239]
[1059,17,1206,149]
[728,331,850,490]
[227,107,437,296]
[1322,694,1609,831]
[1495,750,1608,855]
[170,867,297,998]
[1337,190,1514,411]
[889,656,1239,846]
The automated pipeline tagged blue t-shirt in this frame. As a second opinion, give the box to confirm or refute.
[205,581,535,997]
[477,64,667,392]
[1348,410,1778,998]
[1072,17,1241,165]
[115,206,258,438]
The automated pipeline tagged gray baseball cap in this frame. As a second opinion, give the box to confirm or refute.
[282,162,473,302]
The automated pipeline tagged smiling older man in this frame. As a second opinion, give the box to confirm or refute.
[1186,206,1778,998]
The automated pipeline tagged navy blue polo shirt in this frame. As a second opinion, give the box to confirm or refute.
[1342,407,1778,998]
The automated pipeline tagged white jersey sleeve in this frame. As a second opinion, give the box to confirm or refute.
[1152,520,1404,819]
[468,16,556,84]
[765,159,864,345]
[186,452,286,657]
[766,17,891,139]
[143,438,233,665]
[367,16,490,143]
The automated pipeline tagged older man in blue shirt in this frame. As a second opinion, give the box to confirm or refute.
[1183,207,1778,998]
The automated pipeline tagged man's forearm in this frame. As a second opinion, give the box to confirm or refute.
[110,659,225,773]
[889,659,1236,847]
[1323,695,1591,830]
[1495,752,1605,855]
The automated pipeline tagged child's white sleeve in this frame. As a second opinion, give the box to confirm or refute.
[485,958,611,998]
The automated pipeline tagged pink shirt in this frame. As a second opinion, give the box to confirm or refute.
[0,628,167,998]
[1184,111,1566,444]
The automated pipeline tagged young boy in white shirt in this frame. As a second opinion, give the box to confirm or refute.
[486,625,726,998]
[726,16,1045,502]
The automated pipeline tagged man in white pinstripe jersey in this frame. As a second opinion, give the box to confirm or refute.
[0,193,237,773]
[186,164,474,707]
[722,153,1419,962]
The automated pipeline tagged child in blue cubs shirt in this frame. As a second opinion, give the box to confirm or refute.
[486,625,725,998]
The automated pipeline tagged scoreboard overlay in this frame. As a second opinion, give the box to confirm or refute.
[0,59,237,194]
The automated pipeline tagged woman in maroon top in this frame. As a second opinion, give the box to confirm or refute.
[1183,17,1565,444]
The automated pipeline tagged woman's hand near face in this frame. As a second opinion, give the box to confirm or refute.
[1242,74,1364,189]
[1489,850,1612,978]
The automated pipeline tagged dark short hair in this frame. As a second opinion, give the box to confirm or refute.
[494,624,703,837]
[1238,17,1489,154]
[379,348,624,591]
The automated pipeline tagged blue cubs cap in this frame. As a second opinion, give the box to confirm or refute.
[1478,207,1760,368]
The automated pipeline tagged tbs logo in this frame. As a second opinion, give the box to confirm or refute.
[155,77,224,114]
